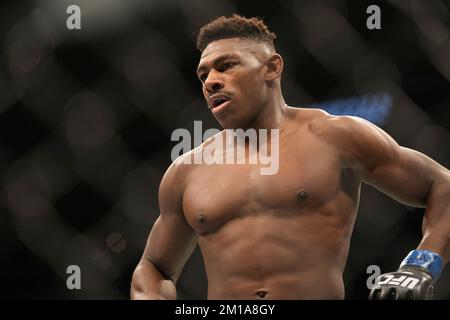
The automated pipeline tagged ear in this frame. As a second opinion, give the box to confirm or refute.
[264,54,283,81]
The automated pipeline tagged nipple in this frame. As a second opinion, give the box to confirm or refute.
[197,213,206,224]
[296,190,309,200]
[257,291,267,298]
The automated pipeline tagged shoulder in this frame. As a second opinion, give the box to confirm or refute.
[288,107,363,139]
[304,109,370,138]
[161,129,225,189]
[159,152,192,200]
[297,108,399,165]
[305,109,390,146]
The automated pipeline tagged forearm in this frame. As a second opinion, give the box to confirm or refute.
[130,260,177,300]
[370,179,449,300]
[418,179,450,263]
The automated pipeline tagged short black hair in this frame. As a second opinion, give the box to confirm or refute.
[196,14,276,52]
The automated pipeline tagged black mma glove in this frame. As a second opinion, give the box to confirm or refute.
[369,249,444,300]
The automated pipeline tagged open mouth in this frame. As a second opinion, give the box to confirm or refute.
[210,96,230,109]
[211,98,228,108]
[208,94,232,115]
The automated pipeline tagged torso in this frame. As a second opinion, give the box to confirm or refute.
[181,108,361,299]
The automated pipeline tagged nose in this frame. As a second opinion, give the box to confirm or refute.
[204,70,224,93]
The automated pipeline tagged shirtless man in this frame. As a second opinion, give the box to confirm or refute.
[130,15,450,300]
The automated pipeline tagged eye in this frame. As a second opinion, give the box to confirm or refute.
[199,72,208,82]
[222,62,236,70]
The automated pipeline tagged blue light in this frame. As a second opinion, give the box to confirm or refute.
[310,93,393,125]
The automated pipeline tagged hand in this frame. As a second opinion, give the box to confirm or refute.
[368,249,444,300]
[369,266,434,300]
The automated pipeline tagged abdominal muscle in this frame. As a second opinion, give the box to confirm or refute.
[207,271,345,300]
[198,213,351,300]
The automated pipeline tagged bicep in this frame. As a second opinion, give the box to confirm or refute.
[360,146,442,207]
[329,115,444,207]
[141,160,197,282]
[143,212,197,282]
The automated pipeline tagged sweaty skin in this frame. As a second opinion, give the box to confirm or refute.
[182,108,360,299]
[130,38,450,300]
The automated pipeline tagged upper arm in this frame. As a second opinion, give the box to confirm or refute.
[141,160,197,282]
[325,116,448,207]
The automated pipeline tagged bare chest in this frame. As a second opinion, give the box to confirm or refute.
[182,135,350,234]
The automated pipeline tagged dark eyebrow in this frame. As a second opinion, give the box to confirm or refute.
[196,54,240,75]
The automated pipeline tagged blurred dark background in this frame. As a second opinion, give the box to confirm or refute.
[0,0,449,299]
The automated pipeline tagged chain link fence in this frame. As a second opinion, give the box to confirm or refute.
[0,0,449,299]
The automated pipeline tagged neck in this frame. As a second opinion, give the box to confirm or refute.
[243,90,288,131]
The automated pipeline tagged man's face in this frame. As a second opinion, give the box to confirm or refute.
[197,38,272,129]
